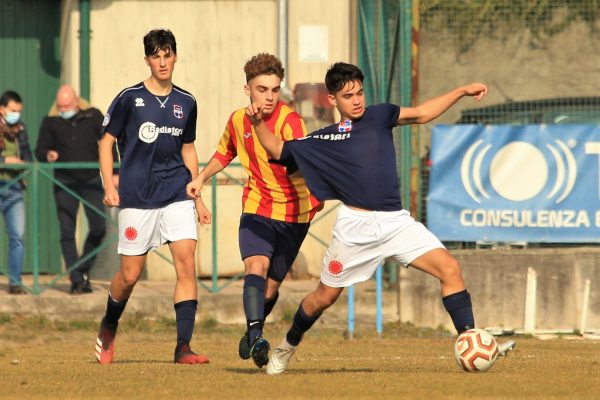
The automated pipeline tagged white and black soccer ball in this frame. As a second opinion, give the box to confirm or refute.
[454,328,499,372]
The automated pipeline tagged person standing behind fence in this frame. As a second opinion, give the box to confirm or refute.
[35,85,112,294]
[0,90,32,295]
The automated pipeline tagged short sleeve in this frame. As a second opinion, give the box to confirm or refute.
[183,101,197,143]
[281,111,307,140]
[277,142,299,171]
[212,115,237,166]
[369,103,400,128]
[102,94,129,139]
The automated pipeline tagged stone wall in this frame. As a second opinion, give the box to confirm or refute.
[398,247,600,332]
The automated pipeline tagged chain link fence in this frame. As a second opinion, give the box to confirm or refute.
[417,0,600,248]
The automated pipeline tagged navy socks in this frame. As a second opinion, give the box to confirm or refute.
[286,303,321,346]
[175,299,198,347]
[243,274,266,343]
[104,292,127,329]
[442,290,475,334]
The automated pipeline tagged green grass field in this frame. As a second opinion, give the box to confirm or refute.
[0,315,599,400]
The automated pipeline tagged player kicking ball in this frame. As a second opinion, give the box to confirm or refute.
[248,62,514,375]
[95,29,210,365]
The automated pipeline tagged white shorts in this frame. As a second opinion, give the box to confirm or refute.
[320,205,445,288]
[117,200,197,255]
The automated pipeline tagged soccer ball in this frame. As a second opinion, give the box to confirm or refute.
[454,328,499,372]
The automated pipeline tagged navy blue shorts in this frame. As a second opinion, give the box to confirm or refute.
[239,213,310,282]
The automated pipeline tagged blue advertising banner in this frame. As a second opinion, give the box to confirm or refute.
[427,125,600,243]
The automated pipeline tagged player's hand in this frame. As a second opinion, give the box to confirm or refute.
[103,187,120,207]
[246,102,265,126]
[194,197,212,226]
[46,150,59,163]
[186,177,204,199]
[463,83,488,102]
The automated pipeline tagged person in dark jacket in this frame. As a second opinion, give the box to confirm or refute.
[0,90,32,294]
[36,84,116,294]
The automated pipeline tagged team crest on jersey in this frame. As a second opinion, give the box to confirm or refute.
[173,105,183,119]
[338,119,352,133]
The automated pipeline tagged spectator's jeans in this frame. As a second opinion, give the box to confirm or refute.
[0,182,25,286]
[54,177,106,284]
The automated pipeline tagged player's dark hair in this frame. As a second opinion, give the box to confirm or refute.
[325,62,364,94]
[143,29,177,56]
[244,53,285,83]
[0,90,22,107]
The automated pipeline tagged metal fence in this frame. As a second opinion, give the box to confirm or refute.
[0,162,336,295]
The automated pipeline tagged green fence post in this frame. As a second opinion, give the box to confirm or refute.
[400,0,413,212]
[30,163,40,294]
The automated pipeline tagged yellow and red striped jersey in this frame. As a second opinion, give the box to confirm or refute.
[213,102,320,223]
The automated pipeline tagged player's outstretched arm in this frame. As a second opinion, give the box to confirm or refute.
[99,133,120,207]
[397,83,488,126]
[246,103,284,160]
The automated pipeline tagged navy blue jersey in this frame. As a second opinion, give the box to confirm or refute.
[102,82,197,208]
[279,103,402,211]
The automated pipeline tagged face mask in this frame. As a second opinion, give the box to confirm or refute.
[4,112,20,125]
[59,109,77,120]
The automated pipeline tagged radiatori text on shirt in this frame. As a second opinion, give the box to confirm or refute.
[310,132,351,141]
[459,209,599,228]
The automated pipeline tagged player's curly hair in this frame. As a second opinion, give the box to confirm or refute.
[244,53,285,83]
[325,62,364,94]
[143,29,177,56]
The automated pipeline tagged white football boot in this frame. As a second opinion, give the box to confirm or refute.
[266,338,297,375]
[498,340,516,356]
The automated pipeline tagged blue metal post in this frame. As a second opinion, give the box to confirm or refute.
[347,285,355,340]
[376,264,383,337]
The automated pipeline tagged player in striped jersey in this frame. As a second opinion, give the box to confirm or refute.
[186,53,321,368]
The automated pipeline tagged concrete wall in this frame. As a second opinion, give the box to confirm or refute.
[398,247,600,332]
[417,19,600,149]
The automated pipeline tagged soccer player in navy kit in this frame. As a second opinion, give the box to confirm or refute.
[249,62,514,374]
[95,29,210,365]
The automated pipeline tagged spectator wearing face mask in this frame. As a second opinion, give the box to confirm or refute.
[0,90,33,295]
[35,84,117,294]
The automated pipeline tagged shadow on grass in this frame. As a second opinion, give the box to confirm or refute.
[225,367,375,374]
[87,359,173,364]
